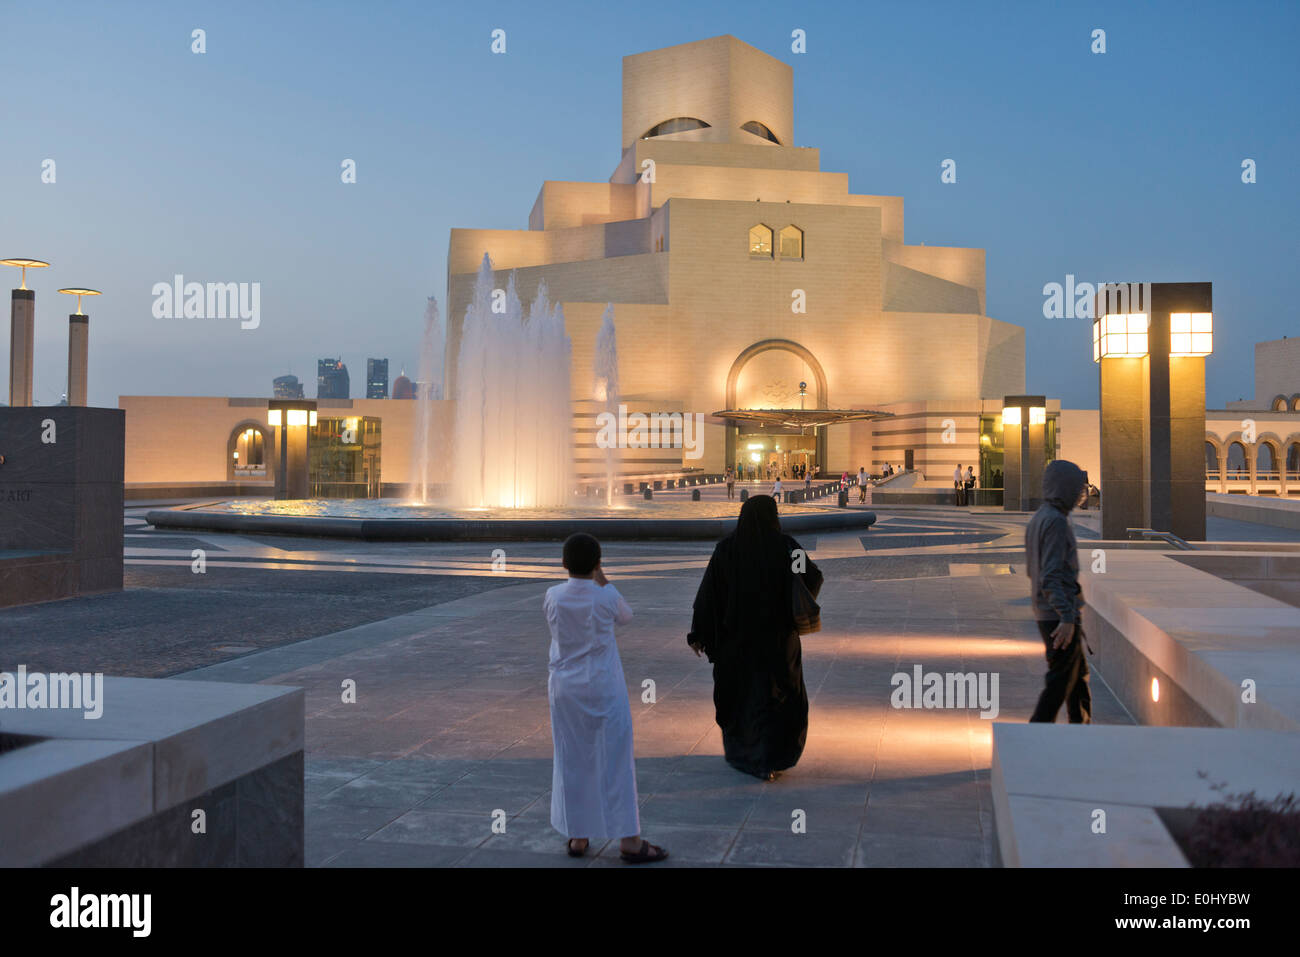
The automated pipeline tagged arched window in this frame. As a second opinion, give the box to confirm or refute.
[1227,441,1248,479]
[779,225,803,260]
[642,117,710,139]
[1286,442,1300,479]
[741,121,781,144]
[229,423,268,479]
[1293,395,1300,412]
[749,224,773,259]
[1205,442,1219,479]
[1272,395,1288,411]
[1258,442,1278,479]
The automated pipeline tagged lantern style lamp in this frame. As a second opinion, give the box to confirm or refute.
[1002,395,1048,511]
[1093,283,1211,540]
[267,398,318,499]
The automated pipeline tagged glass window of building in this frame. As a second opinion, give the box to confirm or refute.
[642,117,710,138]
[749,224,773,258]
[741,121,781,144]
[779,226,803,259]
[978,415,1004,489]
[1205,441,1220,478]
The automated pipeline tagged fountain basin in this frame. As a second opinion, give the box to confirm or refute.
[145,499,878,541]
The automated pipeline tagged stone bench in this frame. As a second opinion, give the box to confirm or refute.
[0,676,303,866]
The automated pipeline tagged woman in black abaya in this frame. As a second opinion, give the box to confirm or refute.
[687,495,823,780]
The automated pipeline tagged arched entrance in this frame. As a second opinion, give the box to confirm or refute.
[227,420,269,480]
[724,339,829,479]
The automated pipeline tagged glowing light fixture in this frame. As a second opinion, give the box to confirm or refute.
[1092,313,1148,361]
[1151,677,1160,702]
[0,258,50,289]
[1170,312,1213,357]
[268,409,315,427]
[1029,406,1047,426]
[57,287,101,314]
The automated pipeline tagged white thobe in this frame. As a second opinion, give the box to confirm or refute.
[544,578,640,839]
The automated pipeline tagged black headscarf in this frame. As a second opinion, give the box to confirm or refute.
[722,495,792,637]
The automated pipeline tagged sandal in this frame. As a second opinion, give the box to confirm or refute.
[620,839,669,864]
[566,838,589,857]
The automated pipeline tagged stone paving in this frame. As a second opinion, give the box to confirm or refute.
[145,501,1137,867]
[7,492,1294,866]
[32,489,1300,866]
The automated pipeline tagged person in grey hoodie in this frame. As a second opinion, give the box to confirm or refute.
[1025,460,1092,723]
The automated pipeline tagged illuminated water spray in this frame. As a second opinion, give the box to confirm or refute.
[593,304,619,505]
[449,254,573,507]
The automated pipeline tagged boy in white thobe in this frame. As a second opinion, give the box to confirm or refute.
[544,533,668,863]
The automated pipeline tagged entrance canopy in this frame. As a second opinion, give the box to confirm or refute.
[713,408,893,429]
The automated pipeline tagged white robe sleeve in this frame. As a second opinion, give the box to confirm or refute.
[605,585,633,625]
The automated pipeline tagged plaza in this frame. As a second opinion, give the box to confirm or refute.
[3,16,1299,882]
[3,478,1295,867]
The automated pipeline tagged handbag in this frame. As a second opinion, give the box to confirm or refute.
[791,573,821,635]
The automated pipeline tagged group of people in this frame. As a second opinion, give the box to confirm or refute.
[542,461,1093,863]
[952,464,977,505]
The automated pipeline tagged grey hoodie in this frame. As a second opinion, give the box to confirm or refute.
[1025,460,1089,623]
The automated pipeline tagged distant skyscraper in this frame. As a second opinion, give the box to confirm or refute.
[273,374,304,399]
[317,358,350,399]
[366,358,389,399]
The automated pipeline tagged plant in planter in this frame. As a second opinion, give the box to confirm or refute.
[1158,774,1300,867]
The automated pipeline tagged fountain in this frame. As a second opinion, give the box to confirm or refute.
[411,296,443,503]
[450,254,572,508]
[593,304,619,505]
[146,254,879,538]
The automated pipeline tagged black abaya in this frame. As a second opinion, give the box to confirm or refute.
[687,529,823,777]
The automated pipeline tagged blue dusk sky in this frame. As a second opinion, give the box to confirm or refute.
[1,0,1296,409]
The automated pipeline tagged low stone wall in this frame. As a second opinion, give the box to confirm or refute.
[992,724,1300,867]
[0,677,303,867]
[1080,548,1300,731]
[1207,491,1300,530]
[869,488,1003,507]
[0,407,124,607]
[125,481,273,501]
[146,505,878,541]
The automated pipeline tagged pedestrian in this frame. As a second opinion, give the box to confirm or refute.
[953,463,965,506]
[725,465,735,500]
[857,466,867,503]
[964,465,976,505]
[687,495,824,780]
[1026,461,1093,724]
[771,476,784,499]
[544,533,669,862]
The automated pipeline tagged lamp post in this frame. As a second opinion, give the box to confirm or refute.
[268,399,317,499]
[1002,395,1047,511]
[57,288,100,407]
[2,258,50,407]
[1093,282,1212,540]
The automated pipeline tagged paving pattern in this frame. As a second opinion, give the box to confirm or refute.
[8,498,1131,867]
[7,490,1294,866]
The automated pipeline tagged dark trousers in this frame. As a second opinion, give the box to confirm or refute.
[1029,620,1092,724]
